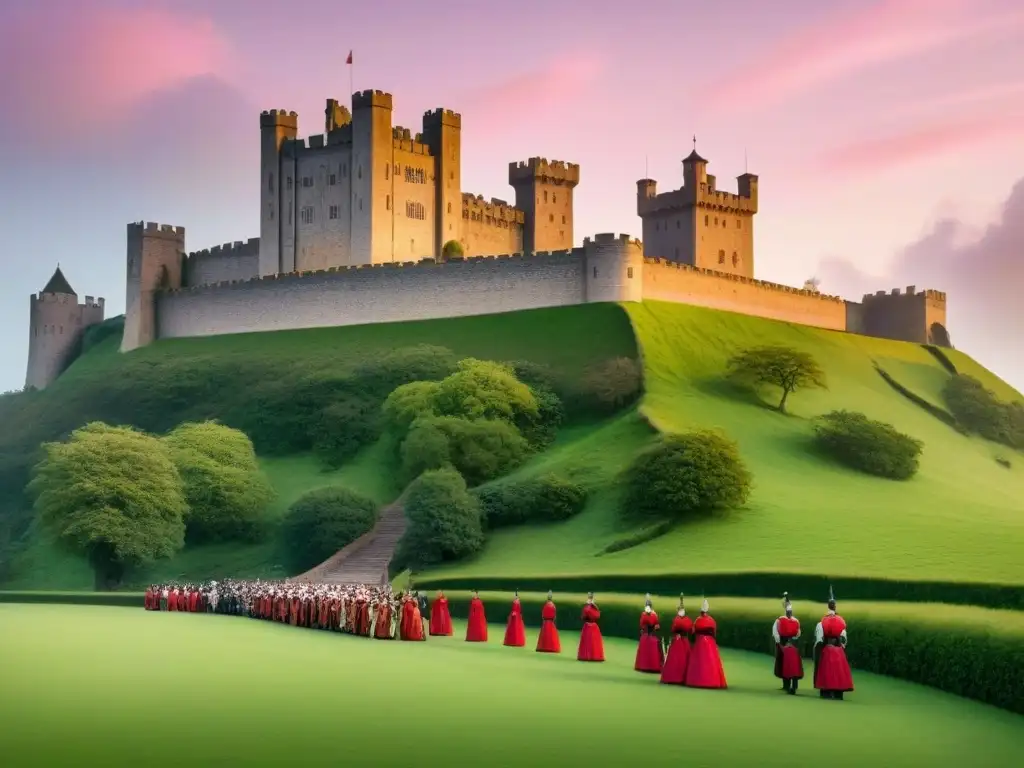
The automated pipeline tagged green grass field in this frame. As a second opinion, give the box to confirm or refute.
[1,604,1020,768]
[425,301,1024,586]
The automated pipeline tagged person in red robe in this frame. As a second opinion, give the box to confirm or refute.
[814,587,854,700]
[143,587,154,610]
[167,588,178,612]
[577,592,604,662]
[401,592,424,640]
[188,588,199,613]
[773,592,804,695]
[503,589,527,647]
[536,590,561,653]
[660,594,693,685]
[635,593,664,673]
[466,590,488,642]
[683,597,727,689]
[177,589,188,612]
[430,591,453,636]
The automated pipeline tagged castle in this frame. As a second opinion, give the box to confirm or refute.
[25,88,950,390]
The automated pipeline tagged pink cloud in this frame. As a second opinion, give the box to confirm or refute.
[460,54,602,122]
[815,113,1024,174]
[697,0,1024,113]
[0,6,233,136]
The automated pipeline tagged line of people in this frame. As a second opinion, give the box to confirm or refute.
[143,581,853,699]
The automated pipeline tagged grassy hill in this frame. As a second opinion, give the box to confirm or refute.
[0,304,637,588]
[421,301,1024,594]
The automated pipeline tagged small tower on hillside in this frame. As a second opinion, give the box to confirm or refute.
[25,266,105,391]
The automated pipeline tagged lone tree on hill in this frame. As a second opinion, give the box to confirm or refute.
[727,345,827,414]
[28,422,187,590]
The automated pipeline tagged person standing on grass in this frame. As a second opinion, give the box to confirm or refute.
[772,592,804,695]
[683,598,728,689]
[536,590,561,653]
[503,589,527,647]
[577,592,605,662]
[635,594,664,673]
[430,590,453,636]
[813,587,854,700]
[660,594,693,685]
[416,591,430,639]
[466,590,488,642]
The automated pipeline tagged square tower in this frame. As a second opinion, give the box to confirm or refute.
[509,158,579,254]
[422,108,462,258]
[351,90,394,264]
[260,109,299,276]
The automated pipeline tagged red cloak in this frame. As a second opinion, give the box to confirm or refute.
[774,616,804,680]
[684,614,727,689]
[536,600,561,653]
[577,603,604,662]
[401,600,424,640]
[503,599,526,647]
[466,597,488,642]
[635,610,664,672]
[430,597,453,636]
[814,614,854,692]
[660,614,693,685]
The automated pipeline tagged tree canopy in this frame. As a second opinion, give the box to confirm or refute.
[395,468,484,569]
[281,486,379,572]
[28,422,187,589]
[727,345,827,413]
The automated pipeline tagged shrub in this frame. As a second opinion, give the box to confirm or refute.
[813,410,923,480]
[432,358,538,424]
[441,239,464,260]
[518,385,564,448]
[943,374,1024,449]
[581,357,643,412]
[621,431,752,522]
[382,381,441,432]
[395,469,484,568]
[281,486,379,572]
[163,422,275,543]
[475,474,587,528]
[400,416,530,486]
[310,395,380,467]
[727,345,827,413]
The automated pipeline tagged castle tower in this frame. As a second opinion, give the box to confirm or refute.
[121,222,186,352]
[583,234,644,304]
[260,109,299,277]
[422,108,462,258]
[351,90,394,264]
[509,158,579,254]
[636,147,757,278]
[26,267,105,390]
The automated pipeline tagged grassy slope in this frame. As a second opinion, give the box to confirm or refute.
[3,305,637,589]
[427,301,1024,585]
[3,605,1022,767]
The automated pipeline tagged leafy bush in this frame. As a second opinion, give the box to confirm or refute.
[432,358,538,424]
[441,240,464,260]
[395,469,484,569]
[622,431,752,522]
[943,374,1024,449]
[581,357,643,412]
[382,380,442,432]
[28,422,187,589]
[310,395,381,467]
[727,345,826,413]
[475,474,587,529]
[281,486,379,572]
[400,416,530,486]
[163,421,275,543]
[813,410,923,480]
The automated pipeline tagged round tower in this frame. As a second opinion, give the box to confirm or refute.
[26,267,101,391]
[583,233,644,303]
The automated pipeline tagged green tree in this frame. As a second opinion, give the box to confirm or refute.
[432,358,538,424]
[622,431,752,522]
[281,486,379,572]
[727,345,827,413]
[582,357,643,411]
[382,380,441,432]
[28,422,187,590]
[401,416,530,485]
[813,410,923,480]
[441,240,465,260]
[163,421,275,544]
[395,468,484,569]
[476,474,587,529]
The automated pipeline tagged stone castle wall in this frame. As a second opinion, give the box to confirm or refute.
[157,252,588,339]
[642,259,848,330]
[185,239,260,287]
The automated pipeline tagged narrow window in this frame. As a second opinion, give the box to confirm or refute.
[387,195,391,210]
[593,267,597,278]
[544,190,549,203]
[329,174,336,186]
[562,215,566,224]
[552,194,557,204]
[287,177,293,190]
[549,214,554,223]
[718,249,725,264]
[627,267,634,279]
[268,173,274,192]
[447,203,452,214]
[385,165,389,180]
[704,215,708,225]
[732,252,739,267]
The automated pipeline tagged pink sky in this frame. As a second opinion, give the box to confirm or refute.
[1,0,1022,391]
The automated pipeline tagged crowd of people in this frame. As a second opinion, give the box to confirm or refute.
[143,581,854,699]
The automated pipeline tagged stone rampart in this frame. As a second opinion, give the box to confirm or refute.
[156,252,587,339]
[185,238,260,287]
[642,259,848,331]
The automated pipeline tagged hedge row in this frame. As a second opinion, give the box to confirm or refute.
[874,365,960,429]
[414,573,1024,611]
[0,591,142,607]
[439,591,1024,715]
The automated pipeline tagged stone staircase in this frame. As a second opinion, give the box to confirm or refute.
[289,501,406,585]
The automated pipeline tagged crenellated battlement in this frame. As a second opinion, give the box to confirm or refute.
[32,291,107,308]
[353,89,393,109]
[392,126,432,154]
[697,184,758,213]
[861,286,947,305]
[128,221,186,241]
[260,109,298,129]
[422,108,462,129]
[644,258,847,304]
[187,238,260,263]
[462,193,525,226]
[509,157,580,187]
[587,233,641,247]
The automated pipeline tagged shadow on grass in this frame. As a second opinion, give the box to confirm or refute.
[692,376,796,417]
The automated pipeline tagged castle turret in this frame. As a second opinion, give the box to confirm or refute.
[351,90,394,264]
[583,233,643,304]
[260,109,299,276]
[422,108,463,259]
[509,158,579,254]
[26,267,105,390]
[121,222,185,352]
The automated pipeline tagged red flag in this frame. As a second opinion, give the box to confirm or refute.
[346,51,353,65]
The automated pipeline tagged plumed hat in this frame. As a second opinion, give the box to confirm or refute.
[546,590,553,601]
[514,588,519,598]
[645,592,652,608]
[828,584,836,610]
[701,596,709,613]
[783,591,792,613]
[587,591,594,601]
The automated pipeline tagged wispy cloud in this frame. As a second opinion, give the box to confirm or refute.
[0,6,234,138]
[460,54,602,120]
[815,112,1024,174]
[697,0,1024,114]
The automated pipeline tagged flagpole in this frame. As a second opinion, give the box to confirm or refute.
[347,50,354,97]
